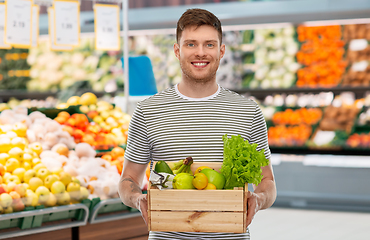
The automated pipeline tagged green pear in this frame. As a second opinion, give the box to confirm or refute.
[173,173,195,189]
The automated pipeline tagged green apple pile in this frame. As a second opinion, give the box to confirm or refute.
[0,122,89,214]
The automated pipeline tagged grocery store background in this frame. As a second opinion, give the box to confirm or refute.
[1,0,370,239]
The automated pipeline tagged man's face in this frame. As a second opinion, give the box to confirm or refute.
[174,25,225,84]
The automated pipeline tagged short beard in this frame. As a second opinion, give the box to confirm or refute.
[179,62,218,84]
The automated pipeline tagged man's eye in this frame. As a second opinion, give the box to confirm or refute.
[188,43,194,47]
[207,44,214,47]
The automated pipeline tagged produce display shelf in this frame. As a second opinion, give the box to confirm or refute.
[0,203,89,239]
[89,198,141,224]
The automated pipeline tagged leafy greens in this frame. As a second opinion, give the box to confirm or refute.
[220,134,269,189]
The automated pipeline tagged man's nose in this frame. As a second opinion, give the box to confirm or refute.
[195,45,206,57]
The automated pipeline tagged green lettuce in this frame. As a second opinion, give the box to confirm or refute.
[220,134,269,189]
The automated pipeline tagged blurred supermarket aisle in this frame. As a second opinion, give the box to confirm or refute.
[249,207,370,240]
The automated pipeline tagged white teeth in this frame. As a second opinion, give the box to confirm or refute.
[193,62,207,66]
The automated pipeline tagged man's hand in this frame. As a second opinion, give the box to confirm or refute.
[136,194,148,225]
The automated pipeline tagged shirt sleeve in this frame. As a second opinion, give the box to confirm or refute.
[249,102,271,160]
[124,103,151,164]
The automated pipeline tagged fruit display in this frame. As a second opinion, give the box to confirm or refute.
[272,108,323,126]
[100,146,126,175]
[0,124,89,214]
[26,37,123,92]
[54,93,130,150]
[296,25,347,87]
[248,27,300,89]
[342,24,370,87]
[0,107,76,151]
[346,132,370,148]
[319,105,360,134]
[268,124,313,147]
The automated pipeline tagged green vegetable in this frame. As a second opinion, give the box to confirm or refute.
[154,161,174,175]
[220,134,269,189]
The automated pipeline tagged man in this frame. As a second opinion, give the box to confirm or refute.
[118,8,276,239]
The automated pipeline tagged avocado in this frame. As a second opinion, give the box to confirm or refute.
[154,161,174,175]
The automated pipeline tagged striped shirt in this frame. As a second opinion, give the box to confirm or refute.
[124,84,271,239]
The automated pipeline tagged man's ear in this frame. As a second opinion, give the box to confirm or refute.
[220,44,226,59]
[174,43,180,60]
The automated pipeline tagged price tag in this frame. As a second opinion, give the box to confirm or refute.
[94,4,120,51]
[48,7,73,51]
[0,3,11,49]
[54,0,80,46]
[31,5,39,47]
[4,0,32,48]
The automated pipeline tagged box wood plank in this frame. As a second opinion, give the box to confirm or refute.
[150,188,243,211]
[150,211,244,233]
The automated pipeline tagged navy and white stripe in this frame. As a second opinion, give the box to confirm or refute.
[124,84,270,239]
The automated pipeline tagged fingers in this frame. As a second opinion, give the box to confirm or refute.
[246,193,257,227]
[137,194,148,226]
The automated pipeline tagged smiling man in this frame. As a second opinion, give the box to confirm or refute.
[118,8,276,240]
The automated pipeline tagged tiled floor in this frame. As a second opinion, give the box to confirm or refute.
[248,207,370,240]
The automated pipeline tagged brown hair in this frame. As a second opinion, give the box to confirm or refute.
[176,8,222,44]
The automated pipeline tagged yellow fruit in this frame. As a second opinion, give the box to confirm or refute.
[204,183,217,190]
[8,147,23,161]
[28,177,43,192]
[33,163,46,172]
[59,172,72,186]
[10,137,27,150]
[194,166,212,175]
[12,168,26,182]
[192,173,208,190]
[12,123,27,138]
[29,142,43,156]
[6,131,17,139]
[5,158,20,172]
[22,153,33,162]
[0,137,11,152]
[56,103,69,109]
[79,92,97,105]
[21,161,32,170]
[0,153,9,165]
[32,158,41,166]
[67,96,80,106]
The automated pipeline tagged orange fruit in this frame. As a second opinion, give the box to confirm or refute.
[110,147,125,160]
[54,116,67,124]
[192,173,208,190]
[204,183,217,190]
[194,166,212,175]
[55,145,69,157]
[57,111,70,119]
[101,154,112,161]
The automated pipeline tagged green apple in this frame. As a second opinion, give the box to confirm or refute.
[45,193,57,207]
[35,186,50,204]
[0,193,13,207]
[23,169,37,183]
[3,206,13,214]
[200,169,226,189]
[28,177,43,192]
[66,182,80,200]
[173,173,195,189]
[59,172,72,186]
[44,174,60,190]
[6,175,20,185]
[51,181,66,194]
[24,189,38,207]
[56,192,70,205]
[12,168,26,182]
[79,186,89,200]
[37,168,51,181]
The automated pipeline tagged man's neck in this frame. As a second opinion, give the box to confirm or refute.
[177,80,218,98]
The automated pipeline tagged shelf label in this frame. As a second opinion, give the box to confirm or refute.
[54,0,80,46]
[4,0,32,48]
[0,3,11,49]
[48,7,73,51]
[351,60,368,72]
[94,4,120,51]
[31,5,39,47]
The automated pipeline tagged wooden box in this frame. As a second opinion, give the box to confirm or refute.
[147,162,248,233]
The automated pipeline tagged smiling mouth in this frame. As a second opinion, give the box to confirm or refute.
[192,62,209,67]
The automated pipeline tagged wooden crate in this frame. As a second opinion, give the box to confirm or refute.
[147,162,248,233]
